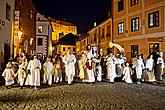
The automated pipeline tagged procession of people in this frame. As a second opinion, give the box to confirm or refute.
[1,44,165,90]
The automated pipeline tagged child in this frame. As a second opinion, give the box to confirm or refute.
[122,62,133,83]
[2,63,15,89]
[43,57,53,86]
[14,63,27,88]
[53,55,62,83]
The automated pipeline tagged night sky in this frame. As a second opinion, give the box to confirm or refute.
[35,0,111,34]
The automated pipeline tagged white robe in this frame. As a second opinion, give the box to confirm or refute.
[15,64,27,86]
[63,54,76,84]
[122,67,132,83]
[2,68,15,86]
[106,56,116,82]
[96,65,102,82]
[135,59,144,79]
[86,51,95,82]
[43,61,53,85]
[26,59,41,86]
[144,58,156,82]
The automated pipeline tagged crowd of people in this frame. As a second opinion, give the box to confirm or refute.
[1,45,165,90]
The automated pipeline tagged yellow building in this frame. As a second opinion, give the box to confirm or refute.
[78,18,112,56]
[49,17,77,42]
[113,0,165,61]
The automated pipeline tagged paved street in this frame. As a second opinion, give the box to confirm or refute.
[0,82,165,110]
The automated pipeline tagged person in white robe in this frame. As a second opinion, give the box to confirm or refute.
[53,55,62,83]
[78,53,87,81]
[85,46,95,83]
[116,54,125,77]
[43,57,53,86]
[106,53,117,83]
[133,55,144,84]
[122,62,133,83]
[62,50,76,84]
[156,52,164,81]
[144,55,156,82]
[2,63,15,88]
[14,59,28,88]
[25,57,33,86]
[26,55,41,89]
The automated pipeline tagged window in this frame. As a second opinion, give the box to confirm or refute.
[6,3,11,21]
[101,28,105,38]
[37,38,43,46]
[149,43,159,54]
[106,25,110,38]
[131,17,139,31]
[130,0,138,6]
[38,26,42,33]
[118,0,124,12]
[131,45,138,57]
[63,47,66,51]
[118,22,124,34]
[148,11,159,28]
[73,48,76,52]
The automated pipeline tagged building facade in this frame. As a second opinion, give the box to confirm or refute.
[78,18,112,56]
[0,0,15,69]
[14,0,37,56]
[36,13,53,57]
[49,18,77,54]
[113,0,165,61]
[49,17,77,42]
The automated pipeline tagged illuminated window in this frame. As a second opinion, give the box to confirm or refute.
[148,11,159,28]
[149,43,159,54]
[118,22,124,34]
[6,3,11,21]
[118,0,124,12]
[130,0,138,6]
[38,26,42,33]
[37,38,43,46]
[131,17,139,31]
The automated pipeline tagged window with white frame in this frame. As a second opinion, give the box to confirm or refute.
[118,22,124,34]
[38,26,42,33]
[131,17,139,31]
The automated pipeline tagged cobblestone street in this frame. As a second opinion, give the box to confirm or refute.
[0,82,165,110]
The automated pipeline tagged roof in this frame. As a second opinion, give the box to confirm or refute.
[52,33,78,46]
[48,17,77,26]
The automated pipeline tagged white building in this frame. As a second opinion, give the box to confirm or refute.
[0,0,15,70]
[36,13,53,58]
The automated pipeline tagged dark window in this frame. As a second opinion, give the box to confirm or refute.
[118,0,124,12]
[131,45,138,57]
[37,38,43,46]
[6,3,11,21]
[130,0,138,6]
[63,47,65,51]
[148,11,159,28]
[73,48,76,52]
[131,17,139,32]
[118,22,124,34]
[102,28,105,38]
[106,25,111,38]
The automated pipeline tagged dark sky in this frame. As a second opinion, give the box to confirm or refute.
[35,0,111,34]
